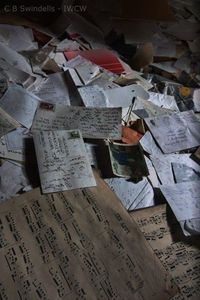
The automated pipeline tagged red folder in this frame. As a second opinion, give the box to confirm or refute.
[64,48,124,74]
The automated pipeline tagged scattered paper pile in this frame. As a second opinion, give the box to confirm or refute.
[0,0,200,237]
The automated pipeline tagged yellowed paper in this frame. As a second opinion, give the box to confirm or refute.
[132,205,200,300]
[0,173,177,299]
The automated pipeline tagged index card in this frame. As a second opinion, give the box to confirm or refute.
[33,130,96,193]
[0,85,39,129]
[145,111,200,153]
[32,104,122,139]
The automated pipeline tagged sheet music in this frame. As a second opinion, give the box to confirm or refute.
[0,85,39,129]
[33,72,71,105]
[105,177,154,211]
[33,130,96,193]
[0,108,19,138]
[32,104,122,139]
[145,111,200,153]
[132,204,200,300]
[0,173,177,300]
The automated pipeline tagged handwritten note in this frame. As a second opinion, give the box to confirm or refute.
[145,111,200,153]
[0,108,19,138]
[33,72,71,105]
[33,130,96,193]
[0,85,39,129]
[78,85,108,107]
[32,104,122,139]
[0,173,177,299]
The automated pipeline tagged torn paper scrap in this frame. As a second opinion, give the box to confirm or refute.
[32,104,122,139]
[33,130,96,193]
[145,111,200,153]
[0,85,39,129]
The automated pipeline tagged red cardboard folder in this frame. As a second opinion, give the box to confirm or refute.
[64,48,124,74]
